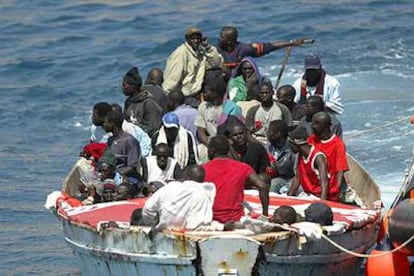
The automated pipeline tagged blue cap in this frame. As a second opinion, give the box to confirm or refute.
[304,54,321,69]
[162,112,179,128]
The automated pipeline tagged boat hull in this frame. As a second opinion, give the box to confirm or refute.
[60,217,378,276]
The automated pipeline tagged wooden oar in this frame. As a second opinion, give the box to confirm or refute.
[274,39,315,90]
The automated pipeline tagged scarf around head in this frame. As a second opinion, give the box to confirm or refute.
[299,69,326,104]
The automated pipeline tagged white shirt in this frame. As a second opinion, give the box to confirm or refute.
[143,180,220,230]
[293,73,342,107]
[146,155,178,183]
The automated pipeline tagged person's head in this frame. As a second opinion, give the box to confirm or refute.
[202,69,227,104]
[162,112,180,142]
[240,60,255,80]
[305,202,333,226]
[287,126,309,154]
[166,90,185,111]
[304,95,324,121]
[111,103,123,113]
[130,208,143,226]
[101,180,118,202]
[185,27,203,51]
[208,135,230,160]
[145,181,165,196]
[153,143,171,170]
[267,120,289,145]
[276,85,296,107]
[258,81,274,106]
[122,67,142,97]
[304,54,322,86]
[116,182,133,201]
[311,111,331,136]
[92,102,112,126]
[103,111,124,133]
[145,68,163,86]
[181,165,206,183]
[271,206,297,225]
[97,151,117,180]
[218,26,238,51]
[228,120,247,147]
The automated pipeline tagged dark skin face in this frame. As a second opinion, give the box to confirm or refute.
[241,61,255,80]
[276,88,294,107]
[266,127,280,145]
[103,117,114,133]
[218,30,237,52]
[92,108,104,126]
[186,33,202,51]
[202,88,217,103]
[164,126,179,145]
[155,146,170,170]
[122,81,135,97]
[97,162,116,181]
[229,125,247,147]
[259,85,274,107]
[311,114,327,136]
[305,68,321,86]
[303,98,322,121]
[116,185,130,201]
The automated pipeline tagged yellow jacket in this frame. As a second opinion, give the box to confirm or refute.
[163,42,223,96]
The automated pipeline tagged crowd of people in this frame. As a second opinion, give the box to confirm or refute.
[78,25,348,231]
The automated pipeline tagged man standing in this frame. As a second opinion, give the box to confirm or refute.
[163,27,223,107]
[293,54,344,115]
[203,135,269,223]
[122,67,163,138]
[308,111,349,202]
[217,26,307,70]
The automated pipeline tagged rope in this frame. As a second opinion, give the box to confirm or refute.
[320,232,414,258]
[344,116,409,139]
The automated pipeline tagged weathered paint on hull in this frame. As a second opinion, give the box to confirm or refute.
[61,217,378,276]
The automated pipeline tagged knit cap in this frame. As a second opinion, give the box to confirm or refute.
[123,67,142,88]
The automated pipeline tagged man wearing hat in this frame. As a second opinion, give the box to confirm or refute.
[163,27,223,107]
[152,112,198,169]
[292,54,344,115]
[287,126,330,201]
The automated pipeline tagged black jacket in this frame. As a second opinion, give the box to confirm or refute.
[124,91,163,138]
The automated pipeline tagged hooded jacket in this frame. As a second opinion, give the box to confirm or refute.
[228,57,267,102]
[163,42,223,96]
[124,91,163,138]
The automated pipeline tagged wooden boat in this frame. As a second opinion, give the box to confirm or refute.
[46,155,381,276]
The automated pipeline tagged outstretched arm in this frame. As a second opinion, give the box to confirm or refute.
[246,173,269,216]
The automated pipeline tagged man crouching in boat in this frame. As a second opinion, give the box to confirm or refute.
[203,135,269,223]
[287,127,331,200]
[141,165,234,231]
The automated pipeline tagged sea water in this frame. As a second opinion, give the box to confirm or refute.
[1,1,413,274]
